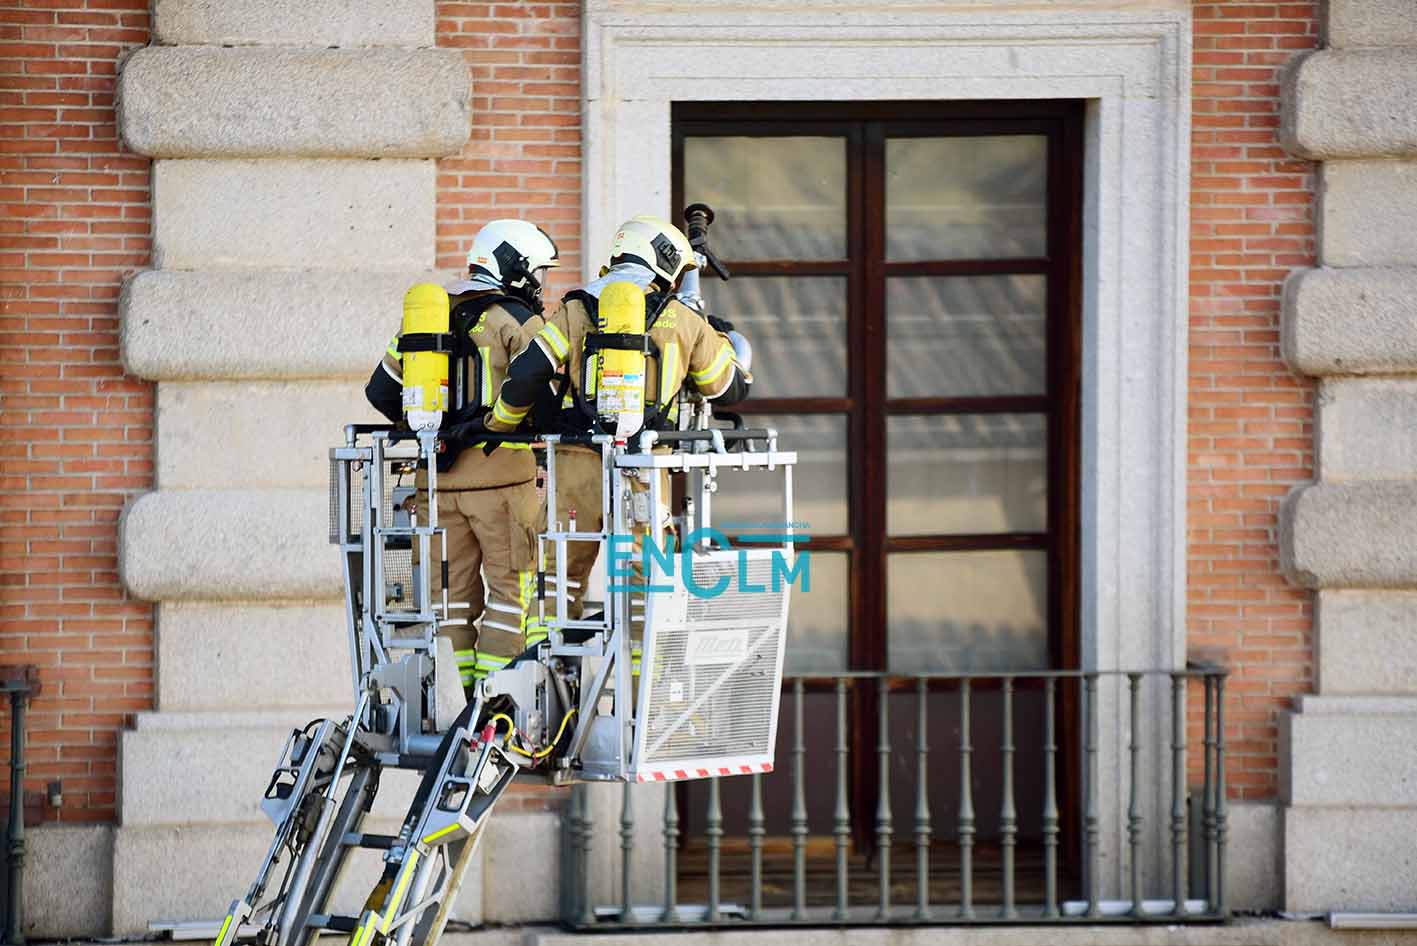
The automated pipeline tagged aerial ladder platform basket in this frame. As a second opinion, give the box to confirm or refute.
[213,416,797,946]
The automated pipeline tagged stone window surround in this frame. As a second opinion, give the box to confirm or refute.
[582,0,1192,889]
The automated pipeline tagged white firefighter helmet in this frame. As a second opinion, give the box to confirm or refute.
[609,215,697,289]
[466,219,560,311]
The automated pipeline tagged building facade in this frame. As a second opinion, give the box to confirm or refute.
[2,0,1416,936]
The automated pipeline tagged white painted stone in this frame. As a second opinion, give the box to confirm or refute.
[23,824,113,939]
[157,381,381,490]
[152,159,435,270]
[1317,591,1417,695]
[1316,378,1417,481]
[1283,266,1417,376]
[1320,161,1417,268]
[120,488,340,602]
[1284,806,1417,913]
[1282,49,1417,160]
[1280,481,1417,589]
[111,820,483,934]
[121,268,431,382]
[120,47,469,160]
[153,0,436,47]
[119,710,421,825]
[157,602,351,711]
[1325,0,1417,49]
[1281,697,1417,805]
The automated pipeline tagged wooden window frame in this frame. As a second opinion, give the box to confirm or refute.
[672,100,1084,681]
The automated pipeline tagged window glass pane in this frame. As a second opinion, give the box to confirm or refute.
[706,276,846,398]
[713,414,848,536]
[887,275,1046,398]
[887,550,1048,672]
[887,414,1047,536]
[684,136,847,260]
[886,135,1047,260]
[783,551,849,674]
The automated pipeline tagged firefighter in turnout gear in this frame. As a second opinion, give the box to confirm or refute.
[365,219,560,691]
[482,215,753,618]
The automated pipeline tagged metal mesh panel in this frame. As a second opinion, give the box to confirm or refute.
[328,453,413,547]
[635,552,787,772]
[328,458,342,543]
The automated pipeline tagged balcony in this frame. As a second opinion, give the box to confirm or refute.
[561,666,1229,927]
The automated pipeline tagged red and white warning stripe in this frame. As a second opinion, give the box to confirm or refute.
[635,761,774,783]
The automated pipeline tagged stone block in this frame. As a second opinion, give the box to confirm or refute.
[1320,161,1417,268]
[152,159,434,270]
[120,709,423,825]
[1326,0,1417,49]
[121,268,432,382]
[1316,377,1417,480]
[1283,49,1417,159]
[156,602,351,712]
[157,381,381,490]
[1225,801,1281,912]
[23,823,113,939]
[1317,590,1417,694]
[1281,696,1417,805]
[1283,266,1417,376]
[152,0,435,47]
[120,488,341,602]
[481,811,562,923]
[1284,806,1417,912]
[581,780,665,909]
[120,47,469,160]
[1280,480,1417,589]
[111,819,481,934]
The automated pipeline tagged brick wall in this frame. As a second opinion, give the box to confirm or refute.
[1188,1,1319,800]
[436,1,582,296]
[435,0,581,812]
[0,0,153,823]
[0,0,1316,823]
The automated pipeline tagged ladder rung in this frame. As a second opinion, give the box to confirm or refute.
[308,915,359,933]
[342,831,397,849]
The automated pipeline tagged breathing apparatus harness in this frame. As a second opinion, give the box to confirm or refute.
[555,204,733,442]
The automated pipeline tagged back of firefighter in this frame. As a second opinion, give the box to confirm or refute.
[483,215,753,618]
[365,219,560,691]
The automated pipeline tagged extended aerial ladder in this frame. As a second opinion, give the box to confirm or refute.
[211,312,798,943]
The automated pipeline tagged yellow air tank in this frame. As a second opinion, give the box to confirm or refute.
[594,280,647,440]
[401,282,451,432]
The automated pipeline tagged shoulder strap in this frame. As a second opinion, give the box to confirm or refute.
[446,292,517,420]
[449,292,520,339]
[561,289,598,318]
[542,290,597,426]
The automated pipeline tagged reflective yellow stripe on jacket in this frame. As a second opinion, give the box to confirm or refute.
[690,342,733,388]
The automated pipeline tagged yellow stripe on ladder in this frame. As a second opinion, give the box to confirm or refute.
[380,849,420,934]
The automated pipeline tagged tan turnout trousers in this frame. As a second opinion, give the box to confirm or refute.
[382,288,541,687]
[429,479,540,685]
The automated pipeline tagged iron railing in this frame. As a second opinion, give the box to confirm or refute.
[562,665,1228,928]
[1,666,38,946]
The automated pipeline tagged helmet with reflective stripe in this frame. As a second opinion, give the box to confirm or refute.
[465,219,561,313]
[609,215,697,289]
